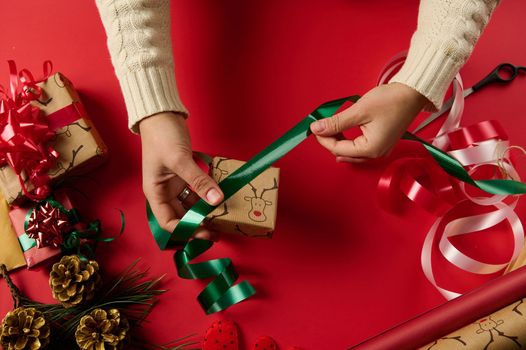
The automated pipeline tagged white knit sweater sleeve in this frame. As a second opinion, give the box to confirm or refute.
[390,0,499,110]
[95,0,499,130]
[95,0,187,132]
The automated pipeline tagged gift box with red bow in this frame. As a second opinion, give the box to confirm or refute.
[8,190,104,268]
[0,62,107,204]
[8,192,74,267]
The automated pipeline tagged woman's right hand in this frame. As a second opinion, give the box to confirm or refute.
[139,112,224,239]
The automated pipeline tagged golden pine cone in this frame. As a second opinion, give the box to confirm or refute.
[49,255,102,308]
[0,307,50,350]
[75,309,129,350]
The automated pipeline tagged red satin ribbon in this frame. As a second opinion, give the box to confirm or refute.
[0,61,84,200]
[377,55,524,299]
[378,157,460,216]
[447,120,507,149]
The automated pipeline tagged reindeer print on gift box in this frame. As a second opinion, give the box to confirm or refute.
[245,179,278,222]
[206,157,279,238]
[211,157,229,182]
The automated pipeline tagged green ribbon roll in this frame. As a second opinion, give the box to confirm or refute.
[148,96,526,314]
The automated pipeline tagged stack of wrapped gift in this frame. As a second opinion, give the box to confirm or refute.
[0,63,107,270]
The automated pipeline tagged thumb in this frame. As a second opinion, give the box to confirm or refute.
[171,155,224,206]
[310,107,360,136]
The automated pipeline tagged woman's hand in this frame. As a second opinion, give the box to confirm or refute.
[310,83,429,162]
[139,112,224,239]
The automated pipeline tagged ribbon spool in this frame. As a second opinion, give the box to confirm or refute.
[378,54,526,299]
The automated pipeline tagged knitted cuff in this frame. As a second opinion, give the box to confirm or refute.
[389,39,463,111]
[119,65,188,133]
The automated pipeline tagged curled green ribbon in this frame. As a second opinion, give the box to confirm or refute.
[147,95,526,314]
[148,96,360,314]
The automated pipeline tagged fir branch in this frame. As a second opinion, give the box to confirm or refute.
[1,260,195,350]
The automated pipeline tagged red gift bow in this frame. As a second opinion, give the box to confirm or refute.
[0,60,57,200]
[25,201,70,248]
[377,54,524,299]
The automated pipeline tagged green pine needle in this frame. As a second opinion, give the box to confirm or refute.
[10,259,198,350]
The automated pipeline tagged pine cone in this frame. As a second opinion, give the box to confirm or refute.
[0,307,50,350]
[75,309,129,350]
[49,255,102,308]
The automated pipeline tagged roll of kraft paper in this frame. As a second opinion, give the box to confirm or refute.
[418,297,526,349]
[348,266,526,350]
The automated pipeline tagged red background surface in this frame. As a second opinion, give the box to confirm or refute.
[1,1,526,349]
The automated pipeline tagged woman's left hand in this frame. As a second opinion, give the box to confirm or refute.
[310,82,430,163]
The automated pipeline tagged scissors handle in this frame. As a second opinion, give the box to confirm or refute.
[471,63,526,92]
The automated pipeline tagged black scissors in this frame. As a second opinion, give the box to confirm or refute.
[414,63,526,133]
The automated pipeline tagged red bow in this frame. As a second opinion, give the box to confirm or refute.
[25,201,70,248]
[0,60,57,200]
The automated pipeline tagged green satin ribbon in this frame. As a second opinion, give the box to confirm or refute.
[148,96,360,314]
[147,95,526,314]
[402,132,526,194]
[18,234,36,252]
[19,198,123,260]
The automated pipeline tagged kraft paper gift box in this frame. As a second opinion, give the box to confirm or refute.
[204,157,279,238]
[0,72,108,204]
[0,196,26,271]
[8,192,75,268]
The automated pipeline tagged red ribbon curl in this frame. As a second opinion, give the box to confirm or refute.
[377,55,524,299]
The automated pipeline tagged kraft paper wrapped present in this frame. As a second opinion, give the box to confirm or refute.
[0,72,108,204]
[8,193,75,268]
[204,157,279,238]
[0,196,26,271]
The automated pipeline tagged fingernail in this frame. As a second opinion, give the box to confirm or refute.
[206,188,222,204]
[311,120,325,133]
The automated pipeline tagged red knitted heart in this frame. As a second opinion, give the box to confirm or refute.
[203,319,239,350]
[252,336,278,350]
